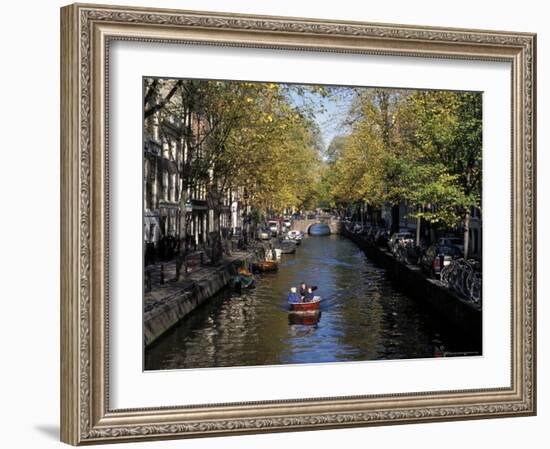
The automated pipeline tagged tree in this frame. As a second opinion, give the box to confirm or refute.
[404,91,482,257]
[323,88,482,255]
[325,89,413,231]
[144,78,325,267]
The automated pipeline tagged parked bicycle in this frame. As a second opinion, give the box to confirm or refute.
[440,258,482,304]
[395,240,419,265]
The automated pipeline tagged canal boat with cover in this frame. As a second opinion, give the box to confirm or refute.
[288,296,321,312]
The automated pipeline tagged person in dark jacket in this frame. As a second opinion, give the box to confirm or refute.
[303,287,315,302]
[299,282,308,298]
[299,282,318,301]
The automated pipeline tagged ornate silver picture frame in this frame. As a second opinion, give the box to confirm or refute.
[60,3,536,445]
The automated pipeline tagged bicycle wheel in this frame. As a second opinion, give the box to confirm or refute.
[469,272,482,303]
[440,264,451,286]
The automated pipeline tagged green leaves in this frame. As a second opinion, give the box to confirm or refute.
[322,88,482,229]
[144,77,482,226]
[144,77,327,215]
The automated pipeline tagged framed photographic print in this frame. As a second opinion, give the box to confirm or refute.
[60,3,536,445]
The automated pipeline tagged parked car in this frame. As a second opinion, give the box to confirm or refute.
[420,244,461,278]
[388,232,415,254]
[258,228,271,240]
[283,219,292,228]
[268,220,279,236]
[439,236,465,253]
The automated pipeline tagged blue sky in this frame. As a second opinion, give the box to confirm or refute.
[288,88,353,153]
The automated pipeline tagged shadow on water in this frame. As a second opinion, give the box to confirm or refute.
[145,234,480,370]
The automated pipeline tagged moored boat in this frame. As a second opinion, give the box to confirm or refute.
[288,296,321,312]
[252,260,279,272]
[231,273,254,289]
[286,230,303,245]
[238,267,253,276]
[279,240,296,254]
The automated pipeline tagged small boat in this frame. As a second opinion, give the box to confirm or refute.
[288,311,321,326]
[287,230,303,242]
[252,260,278,272]
[237,267,253,276]
[287,230,299,238]
[231,273,254,289]
[279,240,296,254]
[288,296,321,312]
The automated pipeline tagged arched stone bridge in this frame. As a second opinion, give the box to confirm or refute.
[291,218,342,234]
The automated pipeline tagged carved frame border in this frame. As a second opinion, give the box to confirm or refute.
[60,3,536,445]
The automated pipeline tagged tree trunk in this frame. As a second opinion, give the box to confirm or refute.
[416,213,421,247]
[207,186,223,264]
[430,225,436,244]
[178,189,189,244]
[463,212,470,260]
[173,189,189,281]
[391,204,400,235]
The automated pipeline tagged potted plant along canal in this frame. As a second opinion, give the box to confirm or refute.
[143,78,483,371]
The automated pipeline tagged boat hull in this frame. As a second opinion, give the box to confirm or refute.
[288,311,320,325]
[252,261,278,272]
[232,273,254,289]
[288,297,321,312]
[279,241,296,254]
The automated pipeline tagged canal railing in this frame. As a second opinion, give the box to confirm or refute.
[144,251,206,292]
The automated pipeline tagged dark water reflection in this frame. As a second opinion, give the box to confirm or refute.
[145,235,473,370]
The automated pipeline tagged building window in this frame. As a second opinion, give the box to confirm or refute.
[162,172,168,201]
[171,140,177,161]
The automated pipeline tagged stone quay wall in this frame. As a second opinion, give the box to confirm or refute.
[343,227,482,347]
[144,253,252,347]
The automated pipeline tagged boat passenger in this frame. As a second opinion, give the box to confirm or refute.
[288,287,300,303]
[299,282,318,299]
[304,287,315,303]
[299,282,308,298]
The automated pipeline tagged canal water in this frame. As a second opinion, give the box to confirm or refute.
[145,234,473,370]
